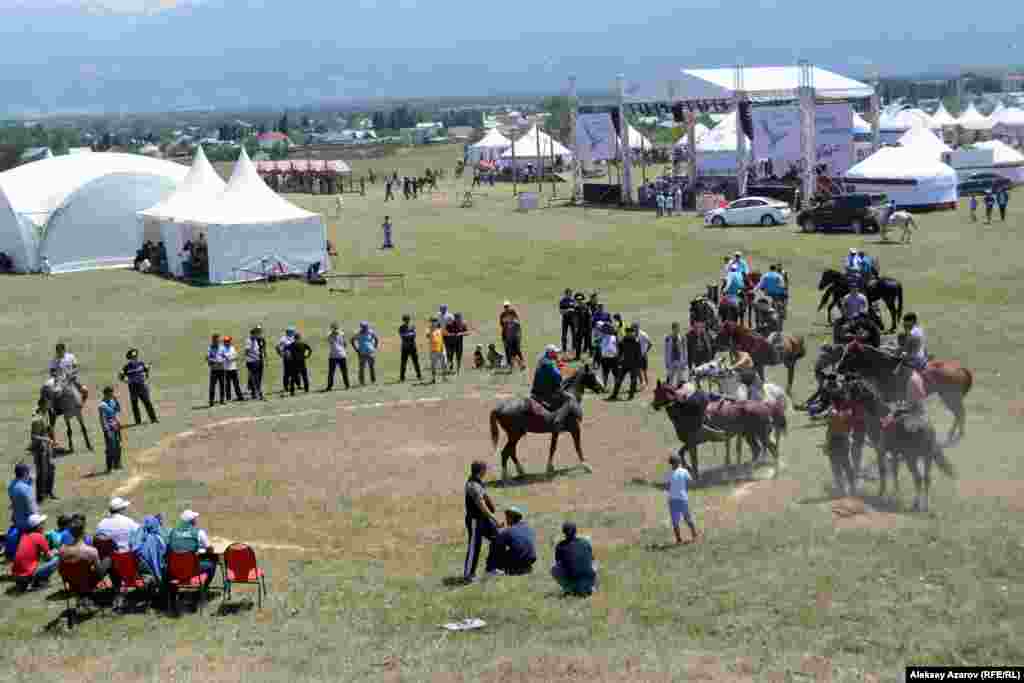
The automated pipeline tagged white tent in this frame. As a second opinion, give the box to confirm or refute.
[466,129,512,163]
[138,146,227,277]
[992,108,1024,145]
[852,112,872,135]
[146,147,326,284]
[878,108,932,131]
[957,102,992,131]
[691,111,751,175]
[844,146,958,209]
[930,102,959,128]
[898,127,952,158]
[620,124,652,152]
[672,123,711,149]
[501,125,573,168]
[968,140,1024,186]
[0,153,187,273]
[988,102,1007,124]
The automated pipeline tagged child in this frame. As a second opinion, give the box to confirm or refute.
[428,319,447,383]
[486,343,505,369]
[969,194,978,223]
[666,454,699,544]
[473,344,485,370]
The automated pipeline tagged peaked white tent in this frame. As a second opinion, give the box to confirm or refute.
[501,126,573,168]
[145,147,326,284]
[968,140,1024,185]
[930,102,959,128]
[992,108,1024,146]
[620,124,652,153]
[898,127,952,158]
[852,112,872,135]
[466,129,512,163]
[988,102,1007,124]
[691,111,751,175]
[957,102,992,131]
[844,146,957,209]
[672,123,711,150]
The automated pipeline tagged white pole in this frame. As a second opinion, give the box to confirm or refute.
[617,74,633,204]
[799,60,817,201]
[569,74,582,205]
[734,64,748,197]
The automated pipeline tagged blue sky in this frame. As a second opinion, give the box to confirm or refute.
[0,0,1021,114]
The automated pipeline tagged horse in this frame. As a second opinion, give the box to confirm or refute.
[878,210,918,244]
[689,297,719,334]
[835,341,973,445]
[651,380,780,480]
[817,269,903,332]
[831,310,882,348]
[489,364,604,482]
[39,378,93,453]
[715,321,806,395]
[845,380,954,512]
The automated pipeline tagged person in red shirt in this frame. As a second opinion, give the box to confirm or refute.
[13,513,59,591]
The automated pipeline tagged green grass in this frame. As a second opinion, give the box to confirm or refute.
[2,143,1023,682]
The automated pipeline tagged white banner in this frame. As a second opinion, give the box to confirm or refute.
[752,103,854,176]
[576,112,615,162]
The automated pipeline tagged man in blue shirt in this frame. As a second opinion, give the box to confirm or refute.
[98,386,123,472]
[119,348,158,425]
[756,264,787,301]
[722,264,745,307]
[350,322,379,386]
[731,251,750,279]
[485,506,537,578]
[530,345,569,430]
[552,522,598,596]
[8,463,37,533]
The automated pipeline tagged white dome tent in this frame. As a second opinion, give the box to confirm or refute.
[844,146,958,210]
[501,125,573,169]
[0,153,187,273]
[138,145,226,278]
[466,129,512,163]
[144,147,326,284]
[898,127,952,159]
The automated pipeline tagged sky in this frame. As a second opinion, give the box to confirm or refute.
[0,0,1021,115]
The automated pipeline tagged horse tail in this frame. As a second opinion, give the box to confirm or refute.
[490,409,501,448]
[895,284,903,323]
[960,367,974,397]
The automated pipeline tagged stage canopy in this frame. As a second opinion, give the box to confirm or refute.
[501,126,573,164]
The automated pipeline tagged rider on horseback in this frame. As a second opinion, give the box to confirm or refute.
[530,345,570,431]
[844,248,864,289]
[727,347,764,401]
[49,343,80,391]
[898,313,928,371]
[755,264,787,330]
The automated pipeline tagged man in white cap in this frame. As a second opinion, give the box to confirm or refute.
[12,513,59,590]
[276,326,296,396]
[168,509,216,587]
[96,497,139,551]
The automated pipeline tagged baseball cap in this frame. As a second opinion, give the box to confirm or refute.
[109,497,131,512]
[180,509,200,523]
[27,513,46,529]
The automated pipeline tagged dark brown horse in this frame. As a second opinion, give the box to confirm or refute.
[818,269,903,331]
[716,321,806,395]
[489,364,604,482]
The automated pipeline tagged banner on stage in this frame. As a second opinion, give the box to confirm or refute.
[577,112,616,162]
[752,103,854,175]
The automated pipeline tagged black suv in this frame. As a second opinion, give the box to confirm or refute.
[957,172,1012,196]
[797,193,881,234]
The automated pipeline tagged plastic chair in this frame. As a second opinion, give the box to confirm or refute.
[110,551,152,608]
[222,543,268,608]
[166,551,210,615]
[58,559,110,629]
[93,536,115,561]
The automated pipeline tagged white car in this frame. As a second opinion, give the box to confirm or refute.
[705,197,792,227]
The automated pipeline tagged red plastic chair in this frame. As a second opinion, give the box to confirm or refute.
[93,536,115,561]
[110,551,152,607]
[58,559,110,629]
[222,543,268,608]
[166,551,210,614]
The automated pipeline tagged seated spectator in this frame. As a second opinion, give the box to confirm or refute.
[96,497,139,551]
[129,514,168,583]
[60,513,91,546]
[473,344,485,369]
[13,514,59,591]
[59,518,108,584]
[168,509,216,587]
[45,514,72,551]
[485,506,537,578]
[486,343,505,369]
[551,521,598,596]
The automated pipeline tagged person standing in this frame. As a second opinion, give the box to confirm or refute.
[983,190,995,224]
[221,337,245,401]
[30,399,56,503]
[276,326,296,396]
[98,386,123,472]
[636,323,652,388]
[398,315,422,383]
[664,322,688,386]
[610,324,643,401]
[206,334,226,407]
[381,216,394,249]
[445,313,470,375]
[667,453,700,544]
[288,332,312,394]
[463,460,500,584]
[572,292,590,358]
[969,194,978,223]
[438,304,455,327]
[384,178,393,202]
[687,320,715,375]
[428,318,447,383]
[326,323,350,391]
[119,349,159,424]
[351,322,379,386]
[996,187,1010,221]
[245,326,266,400]
[559,288,576,353]
[597,322,619,388]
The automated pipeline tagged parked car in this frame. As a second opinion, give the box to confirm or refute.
[956,172,1012,196]
[796,193,881,234]
[705,196,792,227]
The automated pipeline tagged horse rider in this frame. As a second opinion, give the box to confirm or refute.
[558,288,576,354]
[49,343,81,392]
[857,250,877,281]
[731,251,750,280]
[806,372,844,418]
[844,248,863,288]
[727,347,764,401]
[756,264,787,318]
[721,264,745,322]
[897,313,930,412]
[837,282,869,334]
[530,344,568,430]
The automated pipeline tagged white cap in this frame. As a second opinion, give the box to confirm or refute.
[27,513,47,528]
[544,344,559,353]
[109,497,131,512]
[503,300,511,307]
[849,248,857,254]
[180,509,200,523]
[734,251,741,257]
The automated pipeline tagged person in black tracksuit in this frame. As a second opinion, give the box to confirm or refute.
[573,293,590,358]
[288,333,312,395]
[463,460,500,583]
[245,327,266,400]
[398,315,422,382]
[610,325,643,400]
[119,349,158,425]
[558,289,576,353]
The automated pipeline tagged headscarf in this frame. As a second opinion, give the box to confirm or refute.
[130,515,168,581]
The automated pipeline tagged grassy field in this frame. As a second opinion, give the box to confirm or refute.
[2,143,1023,682]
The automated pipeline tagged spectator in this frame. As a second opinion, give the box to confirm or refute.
[221,337,245,401]
[45,514,72,551]
[984,190,995,224]
[428,319,447,383]
[245,326,266,400]
[687,321,715,374]
[969,194,978,223]
[276,326,296,396]
[486,343,505,369]
[351,322,379,386]
[326,323,350,391]
[398,315,422,383]
[98,386,123,472]
[666,454,700,544]
[60,518,109,586]
[129,515,167,583]
[597,323,619,387]
[8,463,37,554]
[664,322,688,386]
[499,302,524,370]
[996,187,1010,221]
[610,324,643,401]
[381,216,394,249]
[636,323,652,388]
[96,497,139,551]
[463,460,500,583]
[61,513,91,546]
[12,514,58,591]
[30,398,56,503]
[288,332,313,394]
[484,506,537,578]
[119,348,159,424]
[551,522,598,596]
[167,509,216,588]
[207,334,226,407]
[445,313,470,375]
[558,288,576,352]
[438,304,454,327]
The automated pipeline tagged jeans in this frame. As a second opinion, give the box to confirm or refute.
[246,361,264,398]
[224,370,244,400]
[327,357,350,390]
[289,364,310,394]
[208,369,225,405]
[400,347,422,381]
[32,438,55,501]
[104,431,123,471]
[128,382,158,423]
[358,354,376,385]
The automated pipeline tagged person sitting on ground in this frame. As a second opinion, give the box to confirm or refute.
[61,512,91,546]
[551,521,598,596]
[13,514,59,591]
[167,509,216,588]
[129,514,168,584]
[96,497,139,552]
[473,344,485,370]
[59,517,109,586]
[486,343,505,370]
[485,506,537,578]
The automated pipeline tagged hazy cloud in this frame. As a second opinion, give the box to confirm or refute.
[0,0,197,15]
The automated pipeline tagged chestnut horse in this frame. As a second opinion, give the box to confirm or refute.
[716,321,806,395]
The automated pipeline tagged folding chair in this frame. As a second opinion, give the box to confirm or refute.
[58,559,110,629]
[93,536,116,561]
[166,551,210,615]
[110,551,153,610]
[222,543,268,608]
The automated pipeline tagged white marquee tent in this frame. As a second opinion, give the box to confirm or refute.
[692,111,751,175]
[992,108,1024,145]
[898,127,952,159]
[957,102,992,131]
[620,124,652,153]
[466,129,512,163]
[929,102,959,128]
[852,112,872,135]
[844,146,957,209]
[969,140,1024,185]
[0,153,187,273]
[501,126,573,168]
[144,147,326,284]
[672,123,711,150]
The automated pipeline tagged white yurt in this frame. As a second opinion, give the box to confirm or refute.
[852,112,872,136]
[146,147,326,284]
[957,102,992,132]
[466,129,512,163]
[967,140,1024,185]
[844,146,958,210]
[0,153,187,273]
[501,125,573,169]
[693,111,751,175]
[898,127,952,159]
[992,108,1024,147]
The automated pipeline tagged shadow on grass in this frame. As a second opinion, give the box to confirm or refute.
[216,600,255,616]
[441,576,474,589]
[81,470,112,479]
[628,461,768,491]
[796,492,907,515]
[491,465,590,489]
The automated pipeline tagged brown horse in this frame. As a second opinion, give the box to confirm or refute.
[716,321,806,395]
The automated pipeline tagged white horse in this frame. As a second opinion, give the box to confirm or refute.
[877,208,918,244]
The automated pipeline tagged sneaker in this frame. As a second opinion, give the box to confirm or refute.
[484,569,505,580]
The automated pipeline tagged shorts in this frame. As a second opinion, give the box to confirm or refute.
[640,356,648,370]
[669,498,693,526]
[431,351,446,371]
